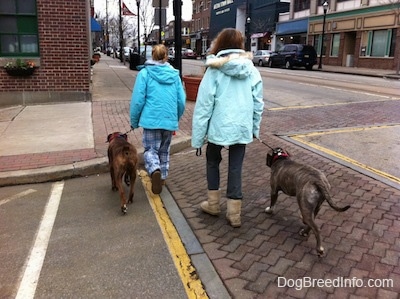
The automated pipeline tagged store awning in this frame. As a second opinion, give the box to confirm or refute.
[91,17,102,32]
[250,32,269,39]
[276,18,308,36]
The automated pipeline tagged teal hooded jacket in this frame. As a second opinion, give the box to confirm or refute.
[130,60,186,131]
[191,49,264,148]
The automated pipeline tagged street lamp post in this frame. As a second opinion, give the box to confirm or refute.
[246,17,251,52]
[136,0,140,50]
[318,1,329,69]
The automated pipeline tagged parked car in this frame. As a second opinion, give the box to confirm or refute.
[182,48,197,59]
[123,46,133,61]
[138,45,153,64]
[268,44,317,70]
[252,50,273,67]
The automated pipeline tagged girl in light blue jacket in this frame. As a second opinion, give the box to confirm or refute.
[130,44,186,194]
[192,28,264,227]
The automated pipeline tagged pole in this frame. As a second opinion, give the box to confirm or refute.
[137,0,140,49]
[159,0,162,44]
[318,10,327,69]
[119,0,123,62]
[173,0,182,77]
[106,0,109,51]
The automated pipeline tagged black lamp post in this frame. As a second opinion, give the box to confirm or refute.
[246,17,251,51]
[318,1,329,69]
[136,0,140,50]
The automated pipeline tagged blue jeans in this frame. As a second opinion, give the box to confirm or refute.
[206,142,246,199]
[142,129,173,179]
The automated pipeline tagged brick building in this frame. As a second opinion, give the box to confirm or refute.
[0,0,93,107]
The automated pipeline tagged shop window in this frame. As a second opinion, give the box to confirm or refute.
[361,29,394,57]
[0,0,39,57]
[330,33,340,57]
[294,0,310,12]
[314,34,327,56]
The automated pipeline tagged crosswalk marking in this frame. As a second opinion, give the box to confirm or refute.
[0,189,36,207]
[16,181,64,299]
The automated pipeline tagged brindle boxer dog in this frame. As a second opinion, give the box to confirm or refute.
[265,147,350,256]
[107,132,138,215]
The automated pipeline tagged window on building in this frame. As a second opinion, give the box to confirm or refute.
[330,33,340,57]
[294,0,310,12]
[314,34,327,56]
[361,29,394,57]
[0,0,39,57]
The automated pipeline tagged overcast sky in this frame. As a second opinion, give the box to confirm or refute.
[94,0,193,22]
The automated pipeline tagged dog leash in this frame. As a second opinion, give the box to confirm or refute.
[257,138,275,150]
[195,138,274,157]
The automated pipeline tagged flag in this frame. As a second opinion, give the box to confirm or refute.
[122,2,136,16]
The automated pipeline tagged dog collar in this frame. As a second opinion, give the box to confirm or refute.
[272,152,289,163]
[107,132,128,143]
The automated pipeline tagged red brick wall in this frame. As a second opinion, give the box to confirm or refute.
[0,0,91,104]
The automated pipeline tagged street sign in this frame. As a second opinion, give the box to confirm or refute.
[152,0,169,8]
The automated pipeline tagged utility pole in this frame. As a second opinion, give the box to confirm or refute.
[173,0,182,77]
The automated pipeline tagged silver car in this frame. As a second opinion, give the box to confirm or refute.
[252,50,273,67]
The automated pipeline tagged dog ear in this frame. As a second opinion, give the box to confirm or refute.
[122,133,128,141]
[106,134,112,143]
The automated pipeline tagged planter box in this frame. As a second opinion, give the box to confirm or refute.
[182,75,202,101]
[5,67,35,77]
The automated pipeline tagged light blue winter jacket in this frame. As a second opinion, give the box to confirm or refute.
[191,49,264,148]
[130,60,186,131]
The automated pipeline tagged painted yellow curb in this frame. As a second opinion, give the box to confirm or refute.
[138,170,208,299]
[291,136,400,184]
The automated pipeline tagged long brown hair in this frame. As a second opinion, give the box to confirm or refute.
[209,28,245,55]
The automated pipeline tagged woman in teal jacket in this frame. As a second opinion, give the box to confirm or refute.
[192,28,264,227]
[130,44,186,194]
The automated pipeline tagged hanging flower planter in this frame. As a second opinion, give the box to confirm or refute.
[182,75,203,101]
[4,59,36,77]
[5,67,36,77]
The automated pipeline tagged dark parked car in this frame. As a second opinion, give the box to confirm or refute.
[252,50,273,67]
[268,44,317,70]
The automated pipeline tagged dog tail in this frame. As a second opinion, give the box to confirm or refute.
[317,182,351,212]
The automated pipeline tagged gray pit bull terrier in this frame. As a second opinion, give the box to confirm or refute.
[266,148,350,256]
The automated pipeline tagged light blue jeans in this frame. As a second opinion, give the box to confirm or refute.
[142,129,173,180]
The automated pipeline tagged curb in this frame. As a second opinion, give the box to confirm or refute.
[0,135,192,187]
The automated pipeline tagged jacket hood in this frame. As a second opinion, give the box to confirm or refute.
[205,49,254,79]
[141,60,179,84]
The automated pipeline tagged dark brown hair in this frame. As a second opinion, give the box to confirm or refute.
[152,44,168,61]
[209,28,245,55]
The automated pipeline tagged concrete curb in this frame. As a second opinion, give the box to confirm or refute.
[0,135,192,187]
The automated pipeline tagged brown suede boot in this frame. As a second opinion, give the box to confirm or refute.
[200,190,221,215]
[226,199,242,227]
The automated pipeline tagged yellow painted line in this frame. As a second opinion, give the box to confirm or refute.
[268,98,400,111]
[291,136,400,184]
[293,124,400,138]
[138,170,208,299]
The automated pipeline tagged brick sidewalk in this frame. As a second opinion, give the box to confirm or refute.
[167,99,400,298]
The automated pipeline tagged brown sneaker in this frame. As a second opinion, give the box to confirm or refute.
[151,170,162,194]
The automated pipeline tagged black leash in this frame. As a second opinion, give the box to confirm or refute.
[195,138,274,157]
[257,138,275,150]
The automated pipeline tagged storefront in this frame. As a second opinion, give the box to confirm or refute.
[308,4,399,70]
[275,18,308,49]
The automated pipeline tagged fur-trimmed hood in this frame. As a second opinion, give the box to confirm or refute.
[205,49,254,79]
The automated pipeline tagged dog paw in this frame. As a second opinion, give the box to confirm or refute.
[265,207,274,214]
[317,247,325,257]
[299,228,309,237]
[121,205,127,215]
